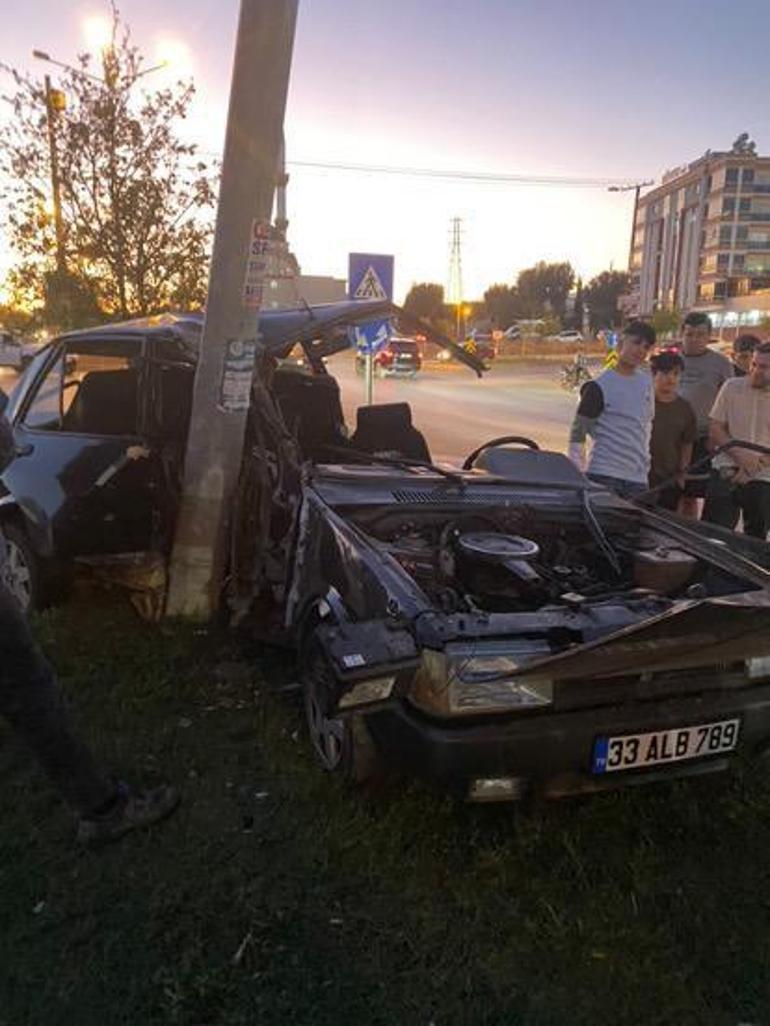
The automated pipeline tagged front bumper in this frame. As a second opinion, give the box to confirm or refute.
[366,682,770,799]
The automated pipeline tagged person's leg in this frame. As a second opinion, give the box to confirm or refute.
[739,482,770,540]
[680,437,710,519]
[0,582,116,816]
[702,471,740,531]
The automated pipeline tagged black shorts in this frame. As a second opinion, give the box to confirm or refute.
[682,436,711,499]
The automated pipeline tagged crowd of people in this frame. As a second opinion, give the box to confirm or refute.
[569,312,770,539]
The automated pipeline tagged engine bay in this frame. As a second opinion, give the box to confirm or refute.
[351,505,755,615]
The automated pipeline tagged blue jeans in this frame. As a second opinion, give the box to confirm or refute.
[587,473,648,501]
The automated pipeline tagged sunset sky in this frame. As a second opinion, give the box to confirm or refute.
[3,0,770,300]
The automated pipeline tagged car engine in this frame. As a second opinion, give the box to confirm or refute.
[357,507,710,614]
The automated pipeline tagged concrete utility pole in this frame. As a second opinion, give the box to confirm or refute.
[166,0,299,619]
[608,180,654,271]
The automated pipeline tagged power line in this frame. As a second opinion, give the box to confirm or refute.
[197,151,645,190]
[287,159,642,189]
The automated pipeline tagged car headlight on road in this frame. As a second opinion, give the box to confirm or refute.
[746,656,770,681]
[408,647,553,717]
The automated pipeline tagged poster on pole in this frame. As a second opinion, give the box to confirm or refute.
[347,253,394,354]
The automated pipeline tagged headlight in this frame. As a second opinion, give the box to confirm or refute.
[746,656,770,681]
[408,646,553,718]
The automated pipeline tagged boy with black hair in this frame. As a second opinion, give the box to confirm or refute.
[648,351,697,511]
[731,333,760,378]
[568,320,656,499]
[677,312,733,516]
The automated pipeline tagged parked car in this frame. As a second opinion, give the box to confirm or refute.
[550,329,583,344]
[3,302,770,803]
[355,336,422,377]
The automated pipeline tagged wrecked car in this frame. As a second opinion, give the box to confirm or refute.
[3,301,770,801]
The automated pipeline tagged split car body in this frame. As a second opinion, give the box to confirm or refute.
[2,302,770,801]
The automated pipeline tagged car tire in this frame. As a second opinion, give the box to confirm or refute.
[300,636,382,785]
[1,523,66,613]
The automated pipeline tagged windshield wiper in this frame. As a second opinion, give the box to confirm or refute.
[318,445,466,488]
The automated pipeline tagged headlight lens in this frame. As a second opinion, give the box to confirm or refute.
[746,656,770,681]
[408,646,553,717]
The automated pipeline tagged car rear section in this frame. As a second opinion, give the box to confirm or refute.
[376,339,421,376]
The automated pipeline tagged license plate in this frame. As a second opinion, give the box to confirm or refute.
[592,718,740,774]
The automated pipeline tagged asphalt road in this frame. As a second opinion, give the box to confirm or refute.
[329,355,579,464]
[0,358,581,467]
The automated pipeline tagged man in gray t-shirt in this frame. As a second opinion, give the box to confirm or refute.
[677,312,733,517]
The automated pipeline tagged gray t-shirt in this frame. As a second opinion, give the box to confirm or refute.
[576,368,654,484]
[678,348,733,435]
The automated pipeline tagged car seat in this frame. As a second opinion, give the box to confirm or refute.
[271,369,348,460]
[350,403,431,463]
[62,368,139,436]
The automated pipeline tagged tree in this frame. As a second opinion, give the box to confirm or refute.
[0,10,217,330]
[583,270,631,330]
[403,283,445,323]
[483,283,520,328]
[515,261,575,319]
[650,307,682,339]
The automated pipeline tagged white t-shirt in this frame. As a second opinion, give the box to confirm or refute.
[710,377,770,482]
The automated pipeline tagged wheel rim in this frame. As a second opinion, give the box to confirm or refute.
[5,538,32,612]
[303,654,347,771]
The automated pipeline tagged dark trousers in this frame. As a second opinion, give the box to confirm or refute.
[702,471,770,540]
[0,581,113,815]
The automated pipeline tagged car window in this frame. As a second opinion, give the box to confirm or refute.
[22,344,139,436]
[390,340,417,353]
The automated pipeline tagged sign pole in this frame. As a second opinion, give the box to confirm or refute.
[365,350,373,406]
[166,0,298,620]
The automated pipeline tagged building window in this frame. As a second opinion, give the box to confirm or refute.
[719,225,732,244]
[723,198,735,214]
[737,226,748,240]
[743,168,755,185]
[733,254,745,269]
[740,198,751,212]
[717,253,730,271]
[725,168,739,185]
[714,281,727,299]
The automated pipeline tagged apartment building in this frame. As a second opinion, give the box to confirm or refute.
[631,142,770,330]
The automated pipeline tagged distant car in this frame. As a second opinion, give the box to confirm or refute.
[552,330,583,344]
[0,333,24,370]
[356,337,422,378]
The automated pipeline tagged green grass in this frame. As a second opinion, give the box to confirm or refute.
[1,601,770,1025]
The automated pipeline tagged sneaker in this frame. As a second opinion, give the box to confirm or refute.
[77,782,180,847]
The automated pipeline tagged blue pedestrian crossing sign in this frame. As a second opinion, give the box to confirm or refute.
[348,253,394,354]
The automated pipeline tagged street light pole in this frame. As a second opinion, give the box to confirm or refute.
[42,75,66,273]
[166,0,299,619]
[608,180,654,271]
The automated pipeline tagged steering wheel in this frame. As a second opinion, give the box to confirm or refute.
[462,435,539,470]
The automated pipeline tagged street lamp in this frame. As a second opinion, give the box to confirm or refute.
[32,48,167,89]
[608,180,654,271]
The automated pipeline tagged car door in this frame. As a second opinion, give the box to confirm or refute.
[3,334,163,559]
